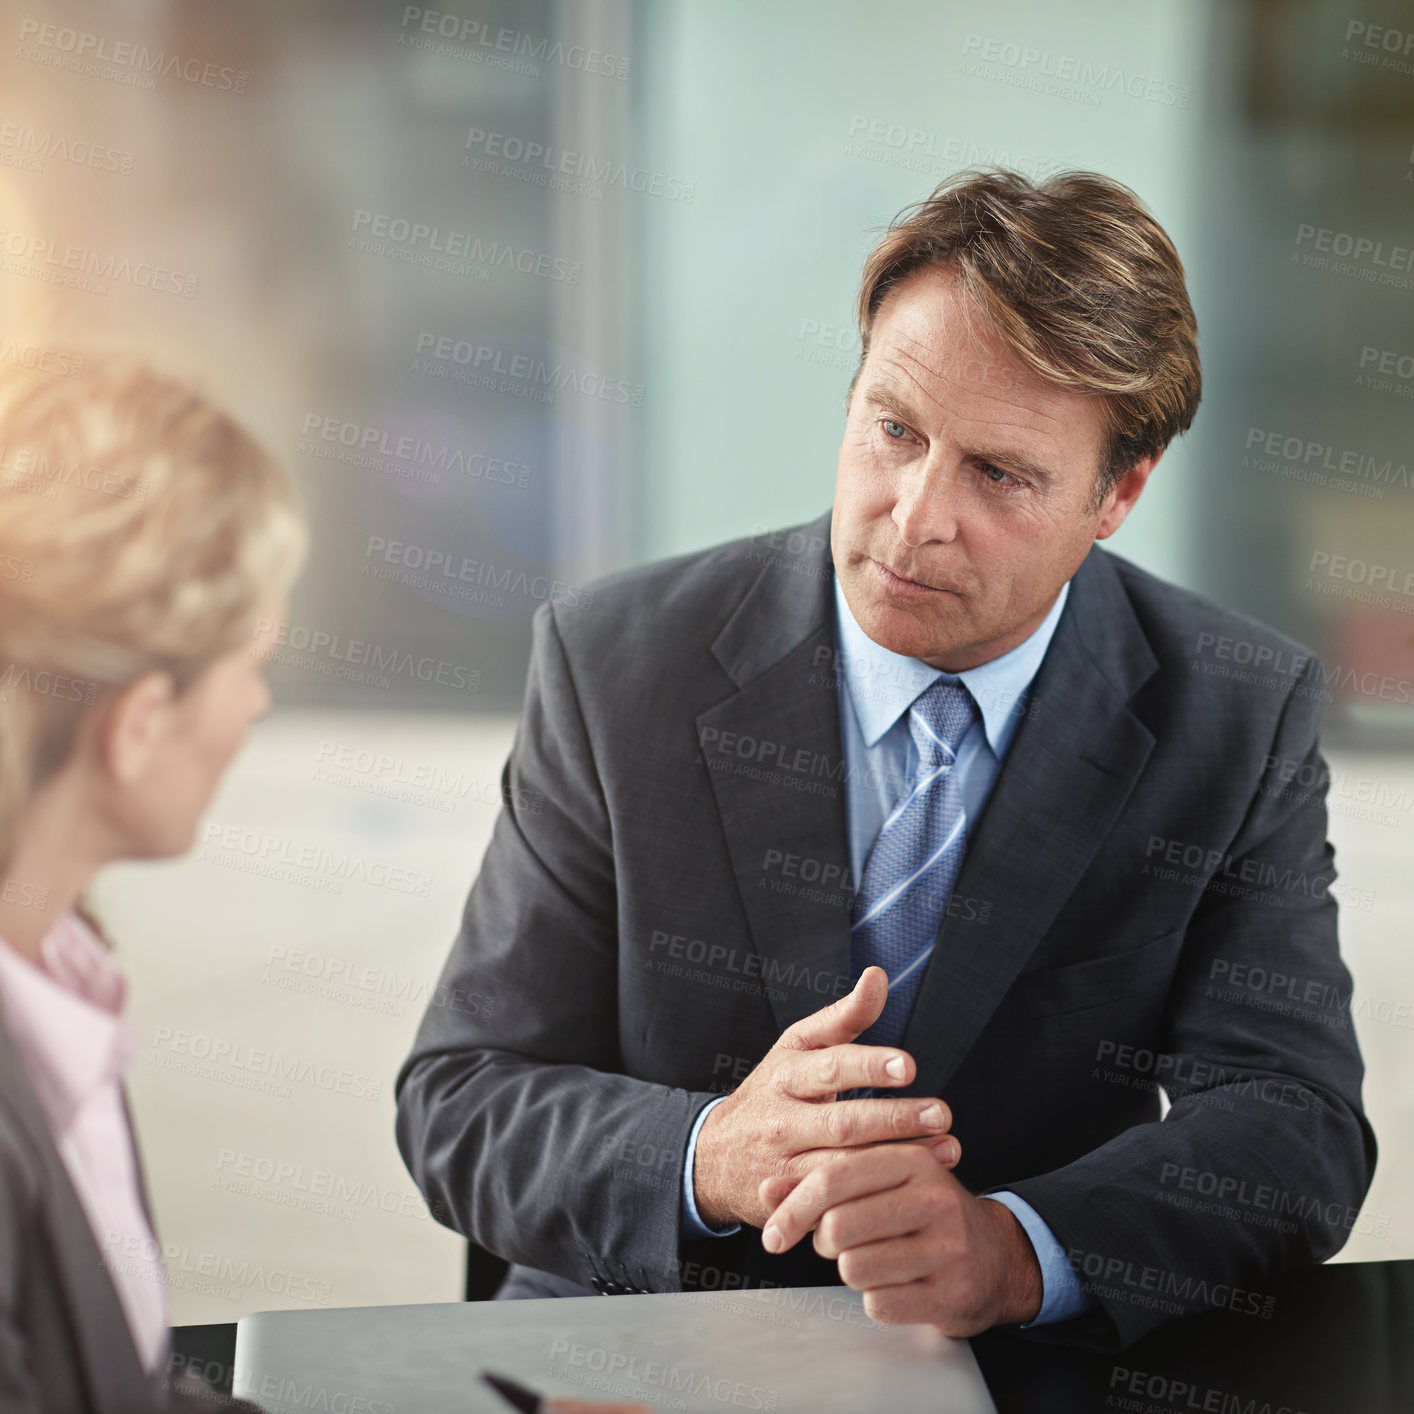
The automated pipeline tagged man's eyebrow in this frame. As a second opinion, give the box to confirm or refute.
[966,445,1058,485]
[858,381,1059,485]
[858,381,921,425]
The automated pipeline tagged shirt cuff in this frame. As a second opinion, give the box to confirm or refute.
[982,1191,1093,1326]
[681,1095,741,1240]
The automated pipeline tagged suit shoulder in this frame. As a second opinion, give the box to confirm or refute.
[0,1100,41,1214]
[547,516,828,651]
[1101,547,1319,672]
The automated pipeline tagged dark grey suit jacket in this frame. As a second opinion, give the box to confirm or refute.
[395,509,1375,1349]
[0,1014,249,1412]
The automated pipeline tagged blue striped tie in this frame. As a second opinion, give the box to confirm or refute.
[850,679,978,1054]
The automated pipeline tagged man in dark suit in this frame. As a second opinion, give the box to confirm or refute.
[395,169,1374,1350]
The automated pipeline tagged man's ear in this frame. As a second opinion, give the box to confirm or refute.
[98,670,178,785]
[1094,450,1163,540]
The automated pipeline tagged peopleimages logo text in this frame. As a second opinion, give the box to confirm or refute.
[463,128,695,202]
[16,20,247,90]
[959,33,1191,106]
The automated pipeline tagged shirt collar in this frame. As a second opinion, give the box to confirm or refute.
[0,910,134,1133]
[833,573,1071,759]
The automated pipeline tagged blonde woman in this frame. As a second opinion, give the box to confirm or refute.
[0,356,304,1410]
[0,361,660,1414]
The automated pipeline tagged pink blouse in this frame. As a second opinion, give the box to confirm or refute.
[0,910,168,1373]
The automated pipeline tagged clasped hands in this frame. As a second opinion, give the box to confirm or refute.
[692,967,1042,1335]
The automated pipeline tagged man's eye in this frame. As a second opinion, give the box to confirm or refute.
[882,419,909,440]
[980,462,1015,485]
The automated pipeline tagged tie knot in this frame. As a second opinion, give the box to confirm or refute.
[908,679,977,762]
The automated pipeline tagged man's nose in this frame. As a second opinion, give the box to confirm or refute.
[892,458,962,546]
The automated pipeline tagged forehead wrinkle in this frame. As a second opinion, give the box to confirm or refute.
[866,355,946,423]
[877,320,1067,420]
[884,329,967,400]
[867,341,1065,439]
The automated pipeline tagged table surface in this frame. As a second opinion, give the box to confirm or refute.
[231,1285,997,1414]
[174,1260,1414,1413]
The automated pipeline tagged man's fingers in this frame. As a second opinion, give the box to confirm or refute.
[758,1133,959,1211]
[813,1179,943,1261]
[776,967,888,1052]
[759,1174,795,1210]
[800,1094,952,1148]
[863,1280,947,1328]
[929,1133,962,1168]
[761,1148,920,1254]
[835,1233,938,1290]
[782,1042,917,1099]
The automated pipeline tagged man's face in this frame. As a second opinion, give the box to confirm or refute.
[831,264,1156,672]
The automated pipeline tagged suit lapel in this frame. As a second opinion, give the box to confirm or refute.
[698,521,1160,1084]
[900,545,1159,1090]
[0,1015,155,1412]
[698,510,856,1036]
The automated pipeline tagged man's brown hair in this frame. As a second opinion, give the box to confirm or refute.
[850,167,1202,505]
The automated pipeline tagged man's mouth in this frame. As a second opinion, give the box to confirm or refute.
[873,559,955,596]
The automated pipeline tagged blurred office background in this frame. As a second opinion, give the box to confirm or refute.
[0,0,1410,1322]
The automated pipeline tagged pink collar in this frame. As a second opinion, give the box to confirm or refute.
[0,911,136,1132]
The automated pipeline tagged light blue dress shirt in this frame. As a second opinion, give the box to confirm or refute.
[680,571,1092,1327]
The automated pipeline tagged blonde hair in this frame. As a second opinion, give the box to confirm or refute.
[0,354,307,870]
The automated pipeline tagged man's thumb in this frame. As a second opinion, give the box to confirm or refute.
[779,966,888,1050]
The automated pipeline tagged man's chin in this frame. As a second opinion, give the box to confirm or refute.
[858,594,968,661]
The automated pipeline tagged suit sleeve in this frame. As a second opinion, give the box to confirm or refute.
[1004,654,1377,1349]
[681,1095,740,1240]
[394,601,713,1293]
[982,1192,1094,1324]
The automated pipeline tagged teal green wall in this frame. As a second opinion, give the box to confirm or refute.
[631,0,1209,588]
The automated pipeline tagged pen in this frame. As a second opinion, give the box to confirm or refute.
[481,1370,542,1412]
[479,1368,655,1413]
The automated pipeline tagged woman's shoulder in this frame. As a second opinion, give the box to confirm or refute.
[0,1092,43,1215]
